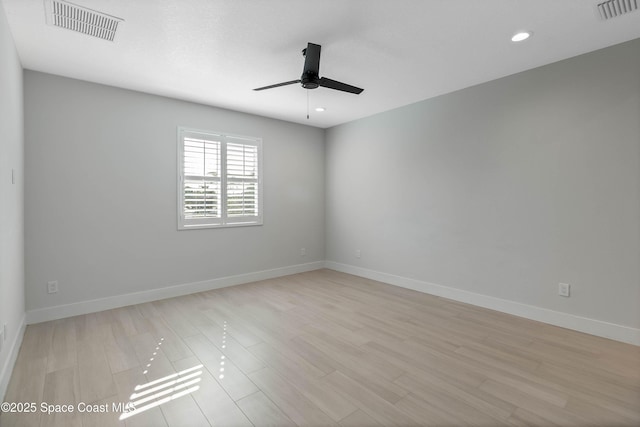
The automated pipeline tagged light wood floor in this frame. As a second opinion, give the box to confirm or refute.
[2,269,639,426]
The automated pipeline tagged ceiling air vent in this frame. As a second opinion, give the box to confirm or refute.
[45,0,123,41]
[596,0,639,20]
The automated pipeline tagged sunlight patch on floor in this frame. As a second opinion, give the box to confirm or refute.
[119,337,203,421]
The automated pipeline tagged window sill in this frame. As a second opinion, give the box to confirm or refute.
[177,220,263,231]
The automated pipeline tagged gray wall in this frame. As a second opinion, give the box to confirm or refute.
[326,39,640,329]
[25,72,325,311]
[0,1,25,397]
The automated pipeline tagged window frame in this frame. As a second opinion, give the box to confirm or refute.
[177,127,263,230]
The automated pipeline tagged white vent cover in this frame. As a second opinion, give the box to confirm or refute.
[596,0,639,20]
[45,0,123,41]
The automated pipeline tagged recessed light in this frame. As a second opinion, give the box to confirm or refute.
[315,107,326,112]
[511,31,532,42]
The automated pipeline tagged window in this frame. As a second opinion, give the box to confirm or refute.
[177,127,262,229]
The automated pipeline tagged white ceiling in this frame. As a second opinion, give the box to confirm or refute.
[3,0,640,128]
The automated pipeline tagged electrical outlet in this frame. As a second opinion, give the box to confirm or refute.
[2,323,6,341]
[300,248,306,256]
[47,280,58,294]
[355,249,361,258]
[558,283,570,297]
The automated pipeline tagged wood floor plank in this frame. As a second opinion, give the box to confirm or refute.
[338,409,382,427]
[295,333,408,404]
[528,339,639,385]
[111,368,167,427]
[479,370,570,408]
[394,392,473,427]
[104,327,141,375]
[247,342,356,422]
[158,394,210,427]
[79,396,125,427]
[506,407,566,427]
[152,301,200,339]
[40,367,82,427]
[23,322,54,355]
[134,302,161,319]
[110,307,139,337]
[299,328,404,381]
[362,339,486,390]
[564,396,640,426]
[535,362,640,419]
[246,341,326,382]
[394,371,516,421]
[183,334,260,401]
[143,319,194,362]
[172,357,253,427]
[0,409,41,427]
[394,374,510,426]
[201,308,263,348]
[131,333,176,384]
[75,313,115,344]
[287,336,336,375]
[6,340,48,402]
[478,379,589,426]
[46,319,77,374]
[77,339,117,404]
[199,325,265,374]
[247,367,338,426]
[301,318,370,347]
[1,352,47,427]
[206,304,293,348]
[454,340,541,375]
[322,370,416,427]
[235,391,296,427]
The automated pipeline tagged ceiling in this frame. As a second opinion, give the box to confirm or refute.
[3,0,640,128]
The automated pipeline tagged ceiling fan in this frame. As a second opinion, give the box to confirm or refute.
[253,42,364,95]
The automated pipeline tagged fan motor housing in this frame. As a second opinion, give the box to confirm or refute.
[301,73,320,89]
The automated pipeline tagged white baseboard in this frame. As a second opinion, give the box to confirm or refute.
[0,313,26,401]
[26,261,325,325]
[325,261,640,346]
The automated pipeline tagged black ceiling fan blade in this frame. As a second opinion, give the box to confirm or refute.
[319,77,364,94]
[253,80,301,91]
[303,43,321,75]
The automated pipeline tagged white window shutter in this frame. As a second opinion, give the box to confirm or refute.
[178,128,262,229]
[227,140,259,218]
